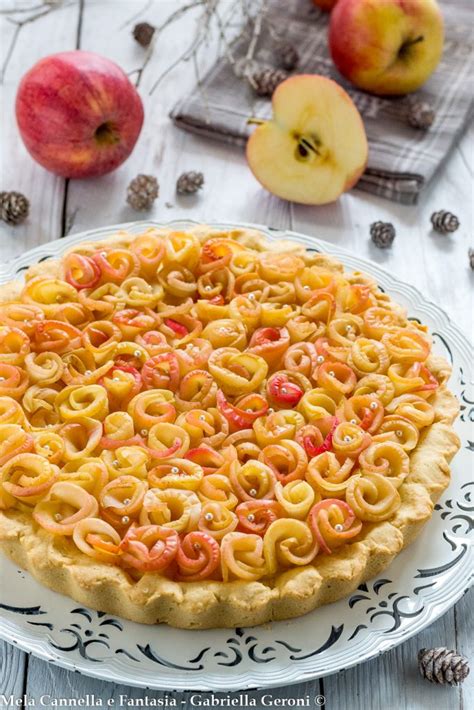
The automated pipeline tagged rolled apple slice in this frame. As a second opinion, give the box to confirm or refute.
[246,74,368,205]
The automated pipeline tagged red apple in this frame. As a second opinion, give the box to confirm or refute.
[329,0,444,95]
[16,50,144,178]
[312,0,338,11]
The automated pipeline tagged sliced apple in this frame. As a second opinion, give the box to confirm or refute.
[246,74,368,205]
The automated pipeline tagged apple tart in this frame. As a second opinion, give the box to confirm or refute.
[0,226,460,628]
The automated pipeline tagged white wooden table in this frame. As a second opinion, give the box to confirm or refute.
[0,2,472,707]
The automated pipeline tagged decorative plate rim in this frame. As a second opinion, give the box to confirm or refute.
[0,219,472,693]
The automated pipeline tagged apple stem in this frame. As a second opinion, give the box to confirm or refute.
[247,117,266,126]
[398,34,424,61]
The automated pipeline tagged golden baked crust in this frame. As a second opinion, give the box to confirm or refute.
[0,226,460,628]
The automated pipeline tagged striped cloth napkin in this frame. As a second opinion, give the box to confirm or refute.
[170,0,474,204]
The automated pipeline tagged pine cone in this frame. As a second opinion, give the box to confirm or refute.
[370,221,396,249]
[126,174,159,211]
[431,210,460,234]
[176,171,204,195]
[276,42,299,71]
[250,68,288,97]
[418,648,470,686]
[468,248,474,270]
[133,22,155,48]
[407,100,435,130]
[0,191,30,225]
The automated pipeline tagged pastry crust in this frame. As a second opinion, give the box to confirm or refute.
[0,226,461,628]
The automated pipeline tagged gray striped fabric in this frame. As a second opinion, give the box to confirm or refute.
[170,0,473,204]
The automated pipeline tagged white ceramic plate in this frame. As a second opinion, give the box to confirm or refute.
[0,220,472,692]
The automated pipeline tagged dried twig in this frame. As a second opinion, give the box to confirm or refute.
[0,0,75,83]
[0,4,45,14]
[145,0,265,95]
[119,0,153,30]
[242,0,267,76]
[3,0,75,27]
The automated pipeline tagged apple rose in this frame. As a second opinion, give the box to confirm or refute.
[259,439,308,484]
[308,499,362,554]
[228,294,261,331]
[338,394,384,434]
[73,517,121,562]
[0,424,34,466]
[185,446,236,476]
[128,389,176,429]
[99,474,148,528]
[0,326,30,366]
[348,337,390,377]
[24,351,64,385]
[64,253,101,291]
[175,531,220,581]
[102,445,149,480]
[235,499,282,535]
[197,473,239,510]
[221,532,266,581]
[175,339,214,376]
[208,348,268,396]
[33,481,98,535]
[274,480,317,520]
[119,524,179,572]
[141,352,180,392]
[140,488,201,533]
[0,396,27,427]
[175,370,217,412]
[306,452,354,499]
[264,518,316,573]
[198,502,238,541]
[2,452,58,501]
[217,390,268,431]
[358,441,409,488]
[60,459,108,498]
[130,231,165,278]
[283,342,318,378]
[92,248,140,284]
[353,373,396,406]
[0,364,29,399]
[248,327,290,367]
[230,460,276,502]
[345,473,401,522]
[254,410,304,448]
[266,371,309,408]
[373,414,420,451]
[148,458,203,491]
[385,394,435,429]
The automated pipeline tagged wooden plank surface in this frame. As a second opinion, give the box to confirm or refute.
[0,0,472,708]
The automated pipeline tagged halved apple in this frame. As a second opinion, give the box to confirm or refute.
[246,75,368,205]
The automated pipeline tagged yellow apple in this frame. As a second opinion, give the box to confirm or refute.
[246,75,368,205]
[329,0,444,95]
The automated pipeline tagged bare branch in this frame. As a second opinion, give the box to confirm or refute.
[119,0,153,30]
[154,0,204,38]
[144,0,264,96]
[242,0,267,76]
[0,4,44,14]
[3,0,75,27]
